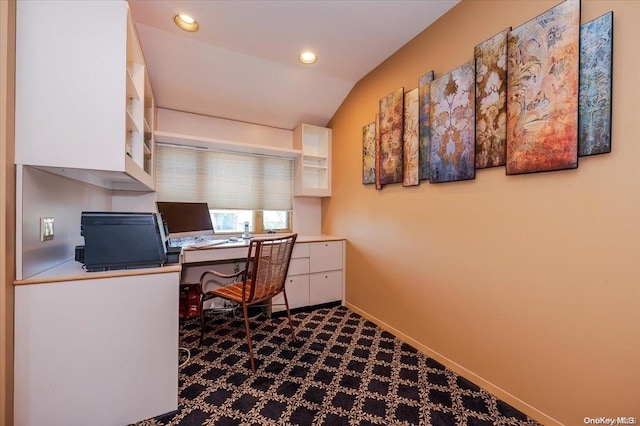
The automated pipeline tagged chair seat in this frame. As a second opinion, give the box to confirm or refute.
[210,280,251,303]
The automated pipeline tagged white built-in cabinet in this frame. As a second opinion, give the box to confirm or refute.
[293,124,332,197]
[273,240,344,312]
[14,266,180,426]
[15,0,155,191]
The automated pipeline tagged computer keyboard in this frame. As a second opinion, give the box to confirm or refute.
[170,236,228,249]
[188,239,228,249]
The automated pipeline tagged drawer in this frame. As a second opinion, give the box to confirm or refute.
[291,242,309,258]
[309,270,343,306]
[181,246,247,264]
[287,257,309,276]
[309,241,343,273]
[272,274,309,312]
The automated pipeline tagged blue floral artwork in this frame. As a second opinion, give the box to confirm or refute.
[418,71,434,181]
[506,0,580,175]
[579,11,613,156]
[429,60,475,183]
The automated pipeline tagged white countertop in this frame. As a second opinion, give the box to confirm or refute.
[15,234,343,285]
[14,260,181,286]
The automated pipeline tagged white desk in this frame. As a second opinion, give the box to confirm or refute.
[179,235,346,312]
[179,234,344,264]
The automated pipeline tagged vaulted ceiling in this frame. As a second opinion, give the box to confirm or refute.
[128,0,460,130]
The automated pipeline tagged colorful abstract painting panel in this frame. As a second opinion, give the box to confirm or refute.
[418,71,435,181]
[362,122,376,185]
[579,11,613,157]
[378,88,404,186]
[475,28,510,169]
[429,60,475,183]
[403,88,419,187]
[506,0,580,175]
[375,113,382,190]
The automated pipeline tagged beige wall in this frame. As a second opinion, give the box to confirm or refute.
[325,1,640,424]
[1,1,15,425]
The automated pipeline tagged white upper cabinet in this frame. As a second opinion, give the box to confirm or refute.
[15,0,154,191]
[293,124,332,197]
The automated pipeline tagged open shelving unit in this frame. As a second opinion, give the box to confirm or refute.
[293,124,332,197]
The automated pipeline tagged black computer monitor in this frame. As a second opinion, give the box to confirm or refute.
[156,201,214,238]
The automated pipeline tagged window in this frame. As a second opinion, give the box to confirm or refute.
[209,210,290,233]
[156,144,293,233]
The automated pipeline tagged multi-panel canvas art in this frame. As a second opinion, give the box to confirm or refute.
[359,0,614,191]
[579,11,613,157]
[362,122,376,185]
[506,0,580,175]
[418,71,435,181]
[429,60,476,183]
[403,88,419,187]
[377,88,404,186]
[475,28,510,169]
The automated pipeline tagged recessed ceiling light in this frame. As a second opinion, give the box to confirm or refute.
[299,51,317,64]
[174,14,199,32]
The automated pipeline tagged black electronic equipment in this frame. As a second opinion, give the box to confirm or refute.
[156,201,214,238]
[78,212,168,272]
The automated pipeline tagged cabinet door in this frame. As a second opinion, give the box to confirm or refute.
[272,274,310,312]
[288,257,310,276]
[14,272,179,425]
[16,1,127,171]
[291,242,310,258]
[309,241,343,273]
[309,270,343,305]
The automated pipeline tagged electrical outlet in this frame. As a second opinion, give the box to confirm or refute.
[40,217,54,241]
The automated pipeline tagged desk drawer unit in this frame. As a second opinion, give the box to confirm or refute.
[309,241,343,273]
[273,274,310,311]
[288,257,310,276]
[291,242,310,258]
[309,270,343,306]
[273,240,344,312]
[273,243,310,312]
[182,247,247,264]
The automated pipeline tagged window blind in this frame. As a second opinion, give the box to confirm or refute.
[156,144,293,211]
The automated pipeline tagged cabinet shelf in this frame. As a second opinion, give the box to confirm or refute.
[126,109,140,133]
[303,154,326,162]
[302,164,328,171]
[126,69,142,100]
[155,131,302,158]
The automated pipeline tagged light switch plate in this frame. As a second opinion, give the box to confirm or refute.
[40,217,54,241]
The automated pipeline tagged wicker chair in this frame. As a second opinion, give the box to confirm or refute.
[198,234,298,371]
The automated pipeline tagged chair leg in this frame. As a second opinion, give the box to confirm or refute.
[282,289,296,342]
[242,303,256,372]
[199,297,206,346]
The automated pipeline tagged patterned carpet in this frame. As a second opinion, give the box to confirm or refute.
[135,305,541,426]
